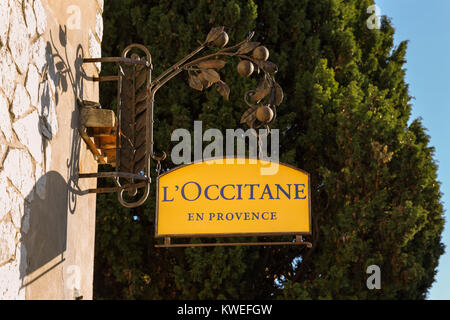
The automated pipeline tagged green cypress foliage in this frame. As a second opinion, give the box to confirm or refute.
[94,0,444,299]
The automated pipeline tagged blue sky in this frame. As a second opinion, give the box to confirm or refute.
[375,0,450,299]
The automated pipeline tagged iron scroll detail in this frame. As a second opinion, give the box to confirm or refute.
[79,27,284,208]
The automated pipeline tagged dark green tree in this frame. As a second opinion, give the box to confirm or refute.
[94,0,445,299]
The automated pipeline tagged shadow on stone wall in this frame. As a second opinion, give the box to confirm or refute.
[19,25,92,291]
[43,25,90,214]
[19,171,68,288]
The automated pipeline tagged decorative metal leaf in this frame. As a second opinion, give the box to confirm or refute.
[273,82,284,106]
[205,26,225,44]
[252,79,271,102]
[198,72,213,89]
[188,74,203,91]
[240,107,257,125]
[258,61,278,74]
[197,60,227,70]
[215,80,230,100]
[201,69,221,83]
[237,42,260,55]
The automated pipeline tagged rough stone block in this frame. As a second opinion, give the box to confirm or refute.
[0,243,26,300]
[88,29,101,72]
[0,93,13,142]
[11,84,31,118]
[0,0,9,46]
[26,64,40,107]
[0,220,16,265]
[23,0,37,38]
[0,137,7,164]
[0,47,17,101]
[80,107,115,128]
[0,171,12,221]
[96,11,103,41]
[29,37,47,74]
[33,0,46,36]
[3,148,35,199]
[13,111,43,164]
[8,187,23,229]
[8,1,30,74]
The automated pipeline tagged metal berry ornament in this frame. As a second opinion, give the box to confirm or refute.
[180,26,284,131]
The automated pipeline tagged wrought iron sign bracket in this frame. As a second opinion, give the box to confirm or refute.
[78,27,284,208]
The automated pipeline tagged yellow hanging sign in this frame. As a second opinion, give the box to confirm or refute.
[156,158,311,237]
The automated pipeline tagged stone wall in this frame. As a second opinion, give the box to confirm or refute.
[0,0,103,299]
